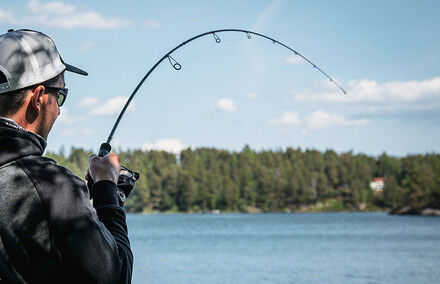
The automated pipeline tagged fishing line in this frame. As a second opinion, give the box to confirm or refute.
[184,39,243,65]
[136,71,180,173]
[181,43,216,67]
[353,101,410,154]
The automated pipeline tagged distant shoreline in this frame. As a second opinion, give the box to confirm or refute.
[130,207,440,216]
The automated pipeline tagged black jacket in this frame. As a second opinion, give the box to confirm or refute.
[0,118,133,283]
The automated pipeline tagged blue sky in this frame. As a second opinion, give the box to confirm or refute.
[1,0,439,156]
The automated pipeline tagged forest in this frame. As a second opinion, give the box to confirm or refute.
[45,146,440,214]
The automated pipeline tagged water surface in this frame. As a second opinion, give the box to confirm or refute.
[127,212,440,283]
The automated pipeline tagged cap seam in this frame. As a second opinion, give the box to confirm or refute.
[10,32,43,84]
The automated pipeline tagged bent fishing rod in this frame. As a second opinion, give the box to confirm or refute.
[96,29,347,199]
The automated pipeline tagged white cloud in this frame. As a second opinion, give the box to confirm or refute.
[60,127,93,137]
[1,1,133,30]
[89,97,134,116]
[286,54,305,65]
[305,110,367,129]
[269,111,300,126]
[50,12,133,30]
[76,97,100,107]
[247,92,258,99]
[142,138,187,154]
[290,77,440,123]
[142,19,161,29]
[28,0,75,15]
[293,77,440,108]
[58,107,87,125]
[0,7,17,24]
[268,110,367,132]
[252,0,286,31]
[80,41,98,51]
[215,98,237,112]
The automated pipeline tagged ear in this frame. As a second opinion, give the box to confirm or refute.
[29,85,46,114]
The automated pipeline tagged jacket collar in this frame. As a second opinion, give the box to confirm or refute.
[0,117,47,166]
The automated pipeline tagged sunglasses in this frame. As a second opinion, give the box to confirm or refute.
[44,86,68,107]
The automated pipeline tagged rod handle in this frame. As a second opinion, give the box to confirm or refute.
[98,142,112,157]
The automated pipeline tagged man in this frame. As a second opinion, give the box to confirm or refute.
[0,29,133,283]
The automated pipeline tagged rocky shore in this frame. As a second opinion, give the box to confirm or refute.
[390,205,440,216]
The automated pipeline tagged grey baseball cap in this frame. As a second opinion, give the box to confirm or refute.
[0,29,88,94]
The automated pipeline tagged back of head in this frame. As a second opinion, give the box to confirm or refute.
[0,29,88,116]
[0,73,64,117]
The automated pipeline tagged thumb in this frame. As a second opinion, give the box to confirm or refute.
[85,170,91,181]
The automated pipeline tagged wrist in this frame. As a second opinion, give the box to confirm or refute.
[92,180,120,207]
[93,173,118,184]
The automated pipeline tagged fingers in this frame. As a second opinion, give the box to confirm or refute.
[87,153,121,184]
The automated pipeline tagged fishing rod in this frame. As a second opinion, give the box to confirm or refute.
[96,29,347,202]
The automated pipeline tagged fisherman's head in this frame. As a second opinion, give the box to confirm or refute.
[0,29,87,139]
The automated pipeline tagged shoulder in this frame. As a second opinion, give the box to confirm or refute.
[17,155,91,214]
[18,156,86,191]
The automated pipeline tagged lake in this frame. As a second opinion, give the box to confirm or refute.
[127,212,440,284]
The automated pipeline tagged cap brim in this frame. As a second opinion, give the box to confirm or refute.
[65,63,88,76]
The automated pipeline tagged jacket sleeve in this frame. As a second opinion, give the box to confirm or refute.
[92,180,134,283]
[19,158,133,283]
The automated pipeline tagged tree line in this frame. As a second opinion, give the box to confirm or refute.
[45,146,440,214]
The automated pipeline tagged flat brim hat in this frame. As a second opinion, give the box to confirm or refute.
[0,29,87,94]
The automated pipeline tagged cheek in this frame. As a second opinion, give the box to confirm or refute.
[50,96,59,113]
[47,97,60,121]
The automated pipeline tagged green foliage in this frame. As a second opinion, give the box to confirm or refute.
[44,147,440,213]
